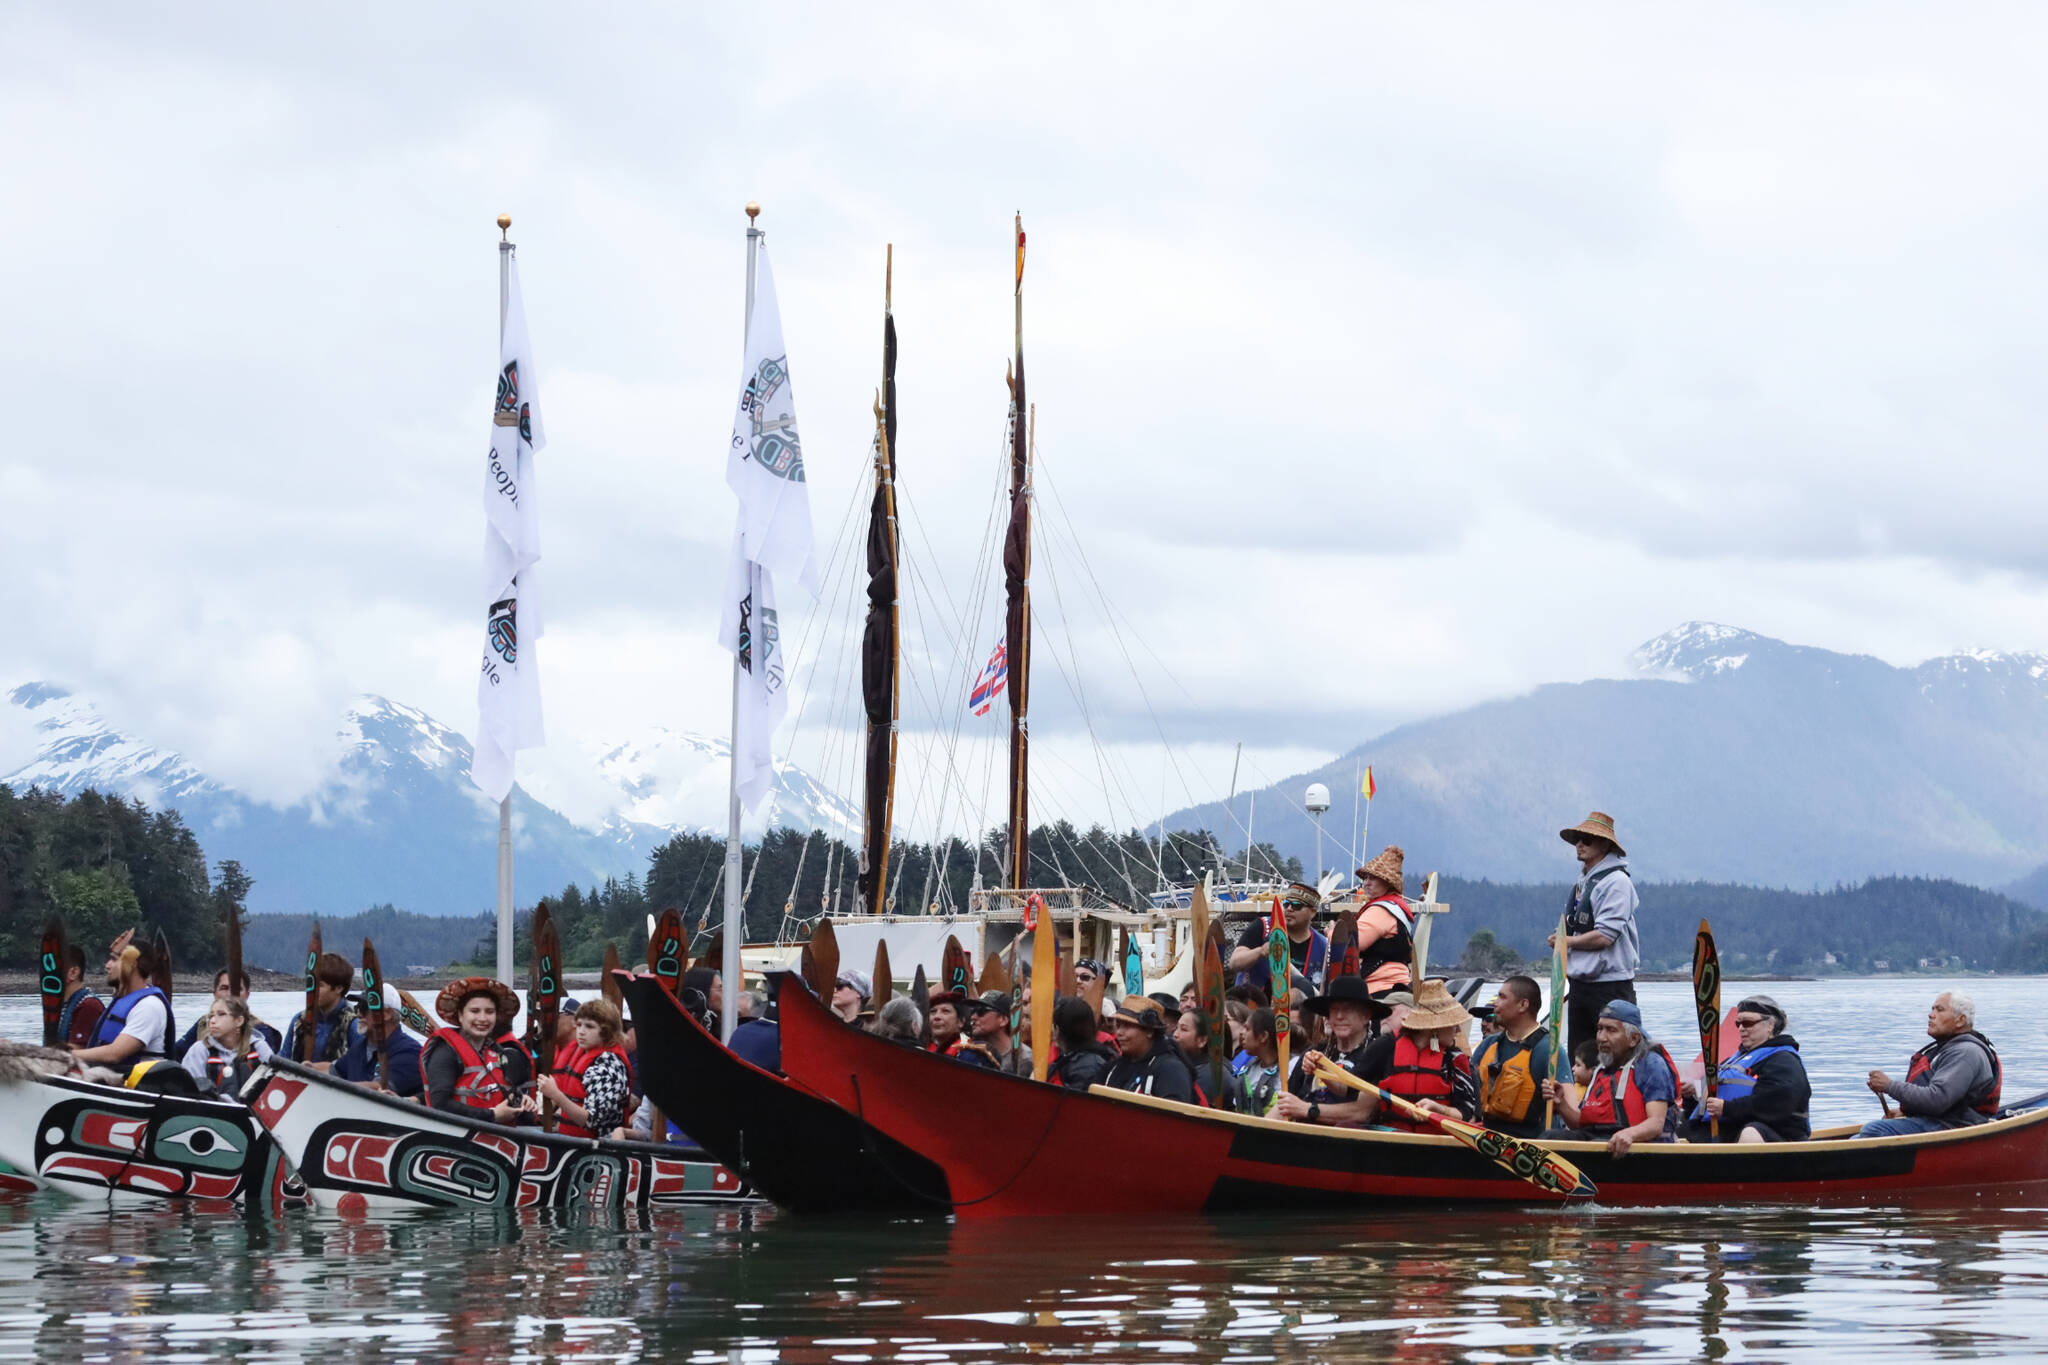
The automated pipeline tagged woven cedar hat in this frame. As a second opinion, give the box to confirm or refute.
[435,976,519,1026]
[1355,845,1405,893]
[1559,811,1625,856]
[1401,979,1473,1031]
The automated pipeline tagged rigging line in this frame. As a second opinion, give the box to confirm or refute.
[773,439,873,757]
[1031,452,1211,815]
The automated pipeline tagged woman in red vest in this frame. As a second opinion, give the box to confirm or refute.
[539,1000,633,1138]
[423,977,532,1124]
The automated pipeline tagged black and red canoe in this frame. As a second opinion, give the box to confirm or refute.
[774,974,2048,1216]
[620,973,946,1214]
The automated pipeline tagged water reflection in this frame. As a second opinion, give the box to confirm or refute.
[9,1195,2044,1362]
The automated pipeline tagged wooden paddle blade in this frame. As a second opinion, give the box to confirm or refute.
[225,893,246,995]
[394,988,435,1038]
[1120,928,1143,997]
[976,948,1003,994]
[1268,915,1291,1079]
[1693,918,1724,1138]
[1081,955,1105,1019]
[942,935,970,999]
[799,943,821,996]
[301,922,323,1062]
[648,909,685,996]
[360,937,393,1092]
[1190,879,1212,981]
[911,965,933,1049]
[872,939,893,1008]
[700,930,725,980]
[533,904,562,1075]
[811,918,841,996]
[1030,912,1055,1081]
[151,927,174,1003]
[1202,933,1227,1101]
[601,943,625,1011]
[38,918,67,1047]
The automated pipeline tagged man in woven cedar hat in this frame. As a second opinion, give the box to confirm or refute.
[1547,811,1641,1055]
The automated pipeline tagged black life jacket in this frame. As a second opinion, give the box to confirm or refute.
[199,1041,267,1099]
[1356,896,1416,981]
[1564,864,1630,937]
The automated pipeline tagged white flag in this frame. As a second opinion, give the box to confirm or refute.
[719,533,786,811]
[471,255,546,803]
[726,243,818,597]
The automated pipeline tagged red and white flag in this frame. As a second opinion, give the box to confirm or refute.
[968,640,1008,716]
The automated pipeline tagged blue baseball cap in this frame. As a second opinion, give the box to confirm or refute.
[1599,1000,1643,1028]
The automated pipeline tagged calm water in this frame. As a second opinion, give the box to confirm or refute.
[0,978,2044,1362]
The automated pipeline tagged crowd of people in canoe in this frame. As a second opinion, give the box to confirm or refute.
[34,809,2007,1152]
[795,811,2011,1151]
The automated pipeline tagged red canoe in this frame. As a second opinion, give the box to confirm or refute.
[776,975,2048,1215]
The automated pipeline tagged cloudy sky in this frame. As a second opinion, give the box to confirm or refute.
[6,6,2047,836]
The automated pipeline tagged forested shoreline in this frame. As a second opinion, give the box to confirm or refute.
[6,783,2045,977]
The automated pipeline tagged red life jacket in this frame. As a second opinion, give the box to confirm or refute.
[1379,1033,1469,1133]
[430,1027,509,1113]
[1905,1031,2003,1118]
[1578,1043,1680,1134]
[551,1041,633,1138]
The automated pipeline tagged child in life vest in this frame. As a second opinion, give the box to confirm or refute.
[181,997,274,1099]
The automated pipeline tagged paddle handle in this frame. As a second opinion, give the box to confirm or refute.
[1310,1057,1432,1127]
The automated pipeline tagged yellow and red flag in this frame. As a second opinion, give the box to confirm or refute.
[1362,766,1376,800]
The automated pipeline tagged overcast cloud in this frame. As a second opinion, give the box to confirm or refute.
[5,5,2047,830]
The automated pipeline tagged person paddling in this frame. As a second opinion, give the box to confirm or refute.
[72,934,172,1070]
[422,977,535,1125]
[1682,995,1810,1143]
[1472,975,1554,1139]
[1272,975,1397,1127]
[1856,991,2001,1137]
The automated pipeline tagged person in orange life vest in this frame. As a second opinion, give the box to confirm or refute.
[1542,999,1676,1156]
[538,999,632,1138]
[928,991,969,1055]
[1857,991,2002,1137]
[181,997,275,1098]
[1472,975,1555,1139]
[422,977,535,1124]
[54,944,107,1050]
[1314,979,1478,1132]
[1272,976,1399,1126]
[1228,882,1329,996]
[73,936,171,1067]
[1352,846,1420,996]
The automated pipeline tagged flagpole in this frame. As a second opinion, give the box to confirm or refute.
[721,200,761,1044]
[495,212,515,988]
[1350,759,1361,886]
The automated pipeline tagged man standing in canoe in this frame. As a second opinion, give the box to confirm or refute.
[1548,811,1640,1055]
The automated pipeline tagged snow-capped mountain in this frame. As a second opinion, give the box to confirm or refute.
[1,683,857,917]
[1163,622,2048,888]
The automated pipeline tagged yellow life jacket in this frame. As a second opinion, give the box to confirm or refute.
[1475,1028,1549,1125]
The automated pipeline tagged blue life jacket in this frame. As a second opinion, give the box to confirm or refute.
[92,985,171,1055]
[1691,1043,1795,1121]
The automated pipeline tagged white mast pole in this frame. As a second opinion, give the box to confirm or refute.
[495,213,515,987]
[721,201,762,1044]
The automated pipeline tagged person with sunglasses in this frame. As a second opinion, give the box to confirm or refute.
[1546,811,1640,1055]
[1227,882,1329,998]
[1680,995,1810,1143]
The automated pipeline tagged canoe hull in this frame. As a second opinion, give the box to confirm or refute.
[622,973,948,1214]
[775,973,2048,1215]
[245,1058,758,1211]
[0,1074,304,1207]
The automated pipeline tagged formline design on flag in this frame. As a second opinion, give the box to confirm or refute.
[722,236,817,813]
[968,640,1009,716]
[472,255,546,804]
[726,242,819,599]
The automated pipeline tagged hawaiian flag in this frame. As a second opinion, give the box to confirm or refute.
[968,640,1009,715]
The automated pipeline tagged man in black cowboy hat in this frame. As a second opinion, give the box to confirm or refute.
[1547,810,1641,1055]
[1103,996,1195,1102]
[1273,975,1393,1127]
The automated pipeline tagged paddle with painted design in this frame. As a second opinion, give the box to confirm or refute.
[39,918,67,1046]
[601,943,626,1013]
[1028,893,1054,1081]
[530,904,563,1113]
[1268,900,1292,1085]
[393,988,436,1039]
[1326,910,1358,982]
[1545,912,1567,1131]
[1693,919,1722,1140]
[942,935,972,1000]
[648,908,685,998]
[299,922,322,1063]
[1308,1057,1595,1200]
[360,936,393,1091]
[1121,927,1143,1000]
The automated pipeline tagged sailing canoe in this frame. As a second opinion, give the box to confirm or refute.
[244,1057,757,1212]
[774,973,2048,1215]
[620,973,947,1214]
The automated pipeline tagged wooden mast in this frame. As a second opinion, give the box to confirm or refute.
[1003,213,1031,891]
[859,246,901,914]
